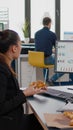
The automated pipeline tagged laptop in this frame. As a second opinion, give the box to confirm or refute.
[44,87,73,100]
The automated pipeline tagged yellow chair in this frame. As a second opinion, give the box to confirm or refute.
[28,51,54,82]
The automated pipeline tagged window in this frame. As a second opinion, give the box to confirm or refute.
[61,0,73,40]
[0,0,25,40]
[31,0,55,38]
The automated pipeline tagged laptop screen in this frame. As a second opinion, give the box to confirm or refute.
[55,40,73,73]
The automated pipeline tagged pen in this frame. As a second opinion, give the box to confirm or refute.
[67,88,73,90]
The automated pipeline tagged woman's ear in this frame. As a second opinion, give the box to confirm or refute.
[12,45,17,53]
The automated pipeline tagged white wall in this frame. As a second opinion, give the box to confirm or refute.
[31,0,55,38]
[0,0,25,40]
[61,0,73,40]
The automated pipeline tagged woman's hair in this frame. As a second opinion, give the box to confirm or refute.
[0,29,20,53]
[42,17,51,26]
[0,29,20,76]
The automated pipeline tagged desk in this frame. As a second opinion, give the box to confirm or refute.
[27,93,65,129]
[27,86,73,130]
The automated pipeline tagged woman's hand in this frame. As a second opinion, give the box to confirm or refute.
[23,85,47,97]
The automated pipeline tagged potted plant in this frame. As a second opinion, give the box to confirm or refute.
[22,19,30,43]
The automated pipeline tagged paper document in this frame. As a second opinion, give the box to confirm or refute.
[57,102,73,112]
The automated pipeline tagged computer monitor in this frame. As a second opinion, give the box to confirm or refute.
[55,40,73,73]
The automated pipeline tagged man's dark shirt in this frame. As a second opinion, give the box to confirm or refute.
[35,27,57,57]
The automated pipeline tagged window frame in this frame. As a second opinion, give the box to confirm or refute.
[25,0,60,41]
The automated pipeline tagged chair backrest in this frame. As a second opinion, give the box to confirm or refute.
[28,51,54,68]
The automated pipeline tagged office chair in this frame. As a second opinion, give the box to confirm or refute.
[28,51,54,82]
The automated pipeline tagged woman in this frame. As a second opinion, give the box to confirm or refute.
[0,29,46,130]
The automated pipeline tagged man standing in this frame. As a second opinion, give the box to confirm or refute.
[35,17,63,85]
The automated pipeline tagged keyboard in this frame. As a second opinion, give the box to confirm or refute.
[44,88,73,100]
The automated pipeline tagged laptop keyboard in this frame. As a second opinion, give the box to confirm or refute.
[45,88,73,100]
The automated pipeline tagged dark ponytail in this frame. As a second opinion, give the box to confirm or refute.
[0,29,20,53]
[0,31,3,37]
[0,29,20,76]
